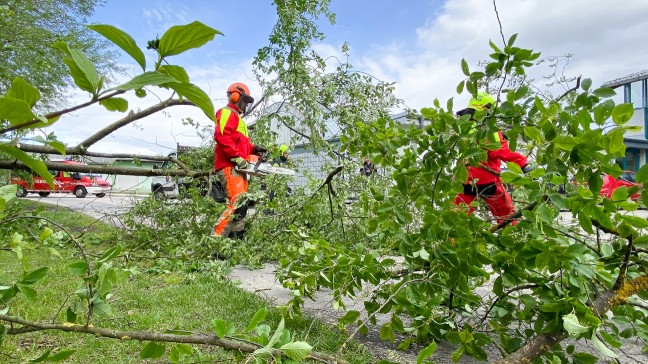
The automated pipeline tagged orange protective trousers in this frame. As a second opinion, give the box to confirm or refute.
[212,167,248,237]
[453,180,518,226]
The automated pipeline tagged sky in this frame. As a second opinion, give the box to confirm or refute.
[45,0,648,156]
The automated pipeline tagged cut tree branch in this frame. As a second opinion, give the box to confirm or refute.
[0,315,348,364]
[0,160,209,178]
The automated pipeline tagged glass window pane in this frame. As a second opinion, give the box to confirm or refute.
[630,81,643,108]
[611,87,624,105]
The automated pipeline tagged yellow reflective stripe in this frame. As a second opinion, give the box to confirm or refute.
[218,107,248,137]
[236,117,249,137]
[219,108,232,135]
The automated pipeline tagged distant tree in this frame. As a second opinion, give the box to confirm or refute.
[0,0,120,109]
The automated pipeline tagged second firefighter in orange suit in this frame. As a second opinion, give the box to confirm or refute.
[453,92,532,226]
[212,83,266,238]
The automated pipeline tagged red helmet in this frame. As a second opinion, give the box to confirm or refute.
[227,82,253,103]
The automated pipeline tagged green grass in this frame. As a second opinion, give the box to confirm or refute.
[1,200,375,363]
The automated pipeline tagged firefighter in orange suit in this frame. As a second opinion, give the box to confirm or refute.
[212,83,266,238]
[453,92,532,226]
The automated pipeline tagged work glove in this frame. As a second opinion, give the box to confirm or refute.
[522,164,535,174]
[252,145,267,155]
[231,157,249,170]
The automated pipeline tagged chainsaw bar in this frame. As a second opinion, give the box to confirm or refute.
[236,162,296,176]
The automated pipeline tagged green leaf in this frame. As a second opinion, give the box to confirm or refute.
[562,311,590,337]
[91,299,113,316]
[87,24,146,71]
[534,97,549,116]
[588,173,602,195]
[212,319,235,338]
[553,135,578,151]
[591,334,618,358]
[524,126,543,143]
[0,96,38,125]
[0,145,54,187]
[606,129,626,154]
[158,21,222,58]
[246,308,268,332]
[456,80,465,94]
[140,341,166,359]
[581,78,592,91]
[593,100,614,125]
[461,59,470,76]
[21,267,49,285]
[572,352,598,364]
[633,235,648,248]
[98,246,123,262]
[6,77,41,107]
[267,317,286,348]
[167,82,215,121]
[507,33,518,47]
[67,261,88,276]
[637,163,648,183]
[30,350,51,363]
[169,344,192,363]
[53,41,101,94]
[16,284,37,301]
[280,341,312,361]
[256,324,271,338]
[111,72,179,92]
[451,346,465,362]
[506,162,523,174]
[30,136,66,155]
[159,65,190,83]
[611,103,634,125]
[593,87,616,98]
[339,310,361,326]
[578,213,594,234]
[620,215,648,228]
[66,307,77,323]
[380,323,395,342]
[45,350,76,362]
[0,185,17,204]
[99,97,128,112]
[417,341,437,364]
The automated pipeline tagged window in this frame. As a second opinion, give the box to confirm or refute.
[629,81,644,108]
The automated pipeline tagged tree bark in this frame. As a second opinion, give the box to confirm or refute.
[490,274,648,364]
[0,314,348,364]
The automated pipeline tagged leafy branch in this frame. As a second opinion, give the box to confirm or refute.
[0,315,349,364]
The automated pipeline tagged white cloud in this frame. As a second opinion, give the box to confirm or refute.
[358,0,648,110]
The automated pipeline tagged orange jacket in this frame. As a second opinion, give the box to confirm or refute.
[213,103,255,171]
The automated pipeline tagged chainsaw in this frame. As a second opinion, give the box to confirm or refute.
[235,154,296,177]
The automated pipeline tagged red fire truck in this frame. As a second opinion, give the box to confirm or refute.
[11,160,112,198]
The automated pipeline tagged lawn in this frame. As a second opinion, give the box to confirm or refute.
[0,200,374,363]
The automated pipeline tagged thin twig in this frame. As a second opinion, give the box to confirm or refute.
[556,76,582,102]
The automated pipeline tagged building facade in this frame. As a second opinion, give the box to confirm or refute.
[602,70,648,171]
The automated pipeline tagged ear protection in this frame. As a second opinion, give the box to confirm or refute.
[229,91,241,103]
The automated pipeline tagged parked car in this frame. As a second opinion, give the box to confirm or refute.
[600,171,642,201]
[11,160,112,198]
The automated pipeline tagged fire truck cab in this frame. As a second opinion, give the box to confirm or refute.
[11,160,112,198]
